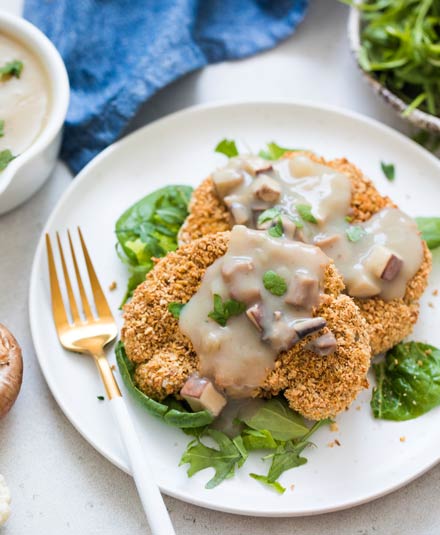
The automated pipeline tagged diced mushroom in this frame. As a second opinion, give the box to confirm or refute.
[347,274,381,297]
[180,374,227,417]
[313,234,342,249]
[241,157,273,176]
[289,155,315,178]
[230,284,261,303]
[251,174,281,203]
[263,320,299,352]
[285,274,319,309]
[246,303,264,331]
[273,310,282,321]
[309,332,337,356]
[365,246,403,281]
[223,198,250,224]
[221,259,254,282]
[294,317,326,339]
[280,215,296,240]
[212,168,244,198]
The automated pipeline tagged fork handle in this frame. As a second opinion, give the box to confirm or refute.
[109,396,176,535]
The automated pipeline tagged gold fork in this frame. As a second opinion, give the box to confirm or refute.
[46,228,175,535]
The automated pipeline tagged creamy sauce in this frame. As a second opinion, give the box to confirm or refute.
[0,32,50,155]
[179,226,330,397]
[212,154,424,300]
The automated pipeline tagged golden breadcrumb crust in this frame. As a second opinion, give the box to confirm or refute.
[178,153,432,354]
[122,232,370,420]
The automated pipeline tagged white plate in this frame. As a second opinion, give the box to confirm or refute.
[29,101,440,517]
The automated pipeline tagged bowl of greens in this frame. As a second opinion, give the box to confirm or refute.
[347,0,440,133]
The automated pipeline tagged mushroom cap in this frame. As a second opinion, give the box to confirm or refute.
[0,324,23,419]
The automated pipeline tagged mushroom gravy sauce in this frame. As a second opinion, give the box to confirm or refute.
[179,226,331,398]
[212,154,423,300]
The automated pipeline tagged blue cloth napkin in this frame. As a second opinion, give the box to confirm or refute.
[24,0,308,174]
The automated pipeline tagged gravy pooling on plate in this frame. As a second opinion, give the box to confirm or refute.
[211,154,424,300]
[0,32,50,156]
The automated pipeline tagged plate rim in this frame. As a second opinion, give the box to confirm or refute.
[29,98,440,517]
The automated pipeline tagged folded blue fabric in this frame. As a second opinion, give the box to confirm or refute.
[24,0,308,174]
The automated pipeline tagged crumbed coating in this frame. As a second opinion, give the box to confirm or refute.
[178,152,432,354]
[122,232,370,419]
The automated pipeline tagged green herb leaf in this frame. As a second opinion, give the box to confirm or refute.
[180,429,247,489]
[415,217,440,249]
[296,204,317,224]
[371,342,440,421]
[215,139,239,158]
[241,398,309,441]
[241,428,278,451]
[97,395,105,401]
[346,225,366,242]
[168,302,185,319]
[115,185,192,304]
[0,120,4,137]
[268,217,283,237]
[263,270,287,296]
[344,215,353,223]
[257,207,282,225]
[0,60,23,80]
[259,142,300,161]
[0,149,15,171]
[381,161,395,181]
[249,473,286,494]
[208,294,246,327]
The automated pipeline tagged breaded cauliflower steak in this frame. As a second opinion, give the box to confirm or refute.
[178,153,432,355]
[122,232,370,420]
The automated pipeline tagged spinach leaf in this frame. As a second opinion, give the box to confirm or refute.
[263,271,287,297]
[180,429,247,489]
[346,225,366,242]
[241,398,309,441]
[215,139,239,158]
[0,60,23,80]
[208,294,246,327]
[115,341,214,427]
[0,149,15,171]
[371,342,440,421]
[415,217,440,250]
[381,161,395,181]
[259,142,299,160]
[115,185,192,303]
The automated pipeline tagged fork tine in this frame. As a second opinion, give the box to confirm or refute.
[77,227,114,319]
[56,232,81,324]
[46,234,69,330]
[67,230,94,321]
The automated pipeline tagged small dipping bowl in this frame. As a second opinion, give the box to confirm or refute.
[0,12,69,214]
[348,6,440,134]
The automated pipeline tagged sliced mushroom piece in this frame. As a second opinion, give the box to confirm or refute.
[313,234,342,249]
[309,332,337,356]
[347,273,381,297]
[230,284,261,304]
[0,324,23,419]
[212,168,244,198]
[223,198,250,225]
[263,320,300,352]
[365,245,403,282]
[242,157,273,176]
[280,215,296,240]
[246,303,264,331]
[251,174,282,203]
[294,317,327,339]
[221,259,254,282]
[289,155,316,178]
[180,374,227,417]
[285,274,319,309]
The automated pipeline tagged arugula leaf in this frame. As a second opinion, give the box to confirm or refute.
[259,142,299,160]
[168,302,185,319]
[0,60,23,80]
[296,204,317,224]
[0,149,15,171]
[381,161,395,181]
[241,428,278,451]
[346,225,366,242]
[371,342,440,421]
[115,185,192,304]
[249,473,285,494]
[241,398,309,441]
[115,341,214,428]
[180,429,247,489]
[415,217,440,250]
[0,120,4,137]
[215,139,239,158]
[268,217,283,237]
[263,270,287,296]
[208,294,246,327]
[258,207,282,225]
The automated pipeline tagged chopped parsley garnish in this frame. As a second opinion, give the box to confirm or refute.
[168,302,185,319]
[215,138,239,158]
[381,162,395,182]
[208,294,246,327]
[257,207,282,225]
[296,204,317,224]
[268,217,283,237]
[259,142,299,161]
[346,225,366,243]
[0,150,15,171]
[0,60,23,80]
[344,215,353,223]
[97,395,105,401]
[263,270,287,296]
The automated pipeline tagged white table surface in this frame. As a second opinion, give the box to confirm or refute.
[1,1,439,534]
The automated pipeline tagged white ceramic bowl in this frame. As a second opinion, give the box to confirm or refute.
[348,6,440,134]
[0,12,69,214]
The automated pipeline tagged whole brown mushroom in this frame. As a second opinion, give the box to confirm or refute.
[0,324,23,418]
